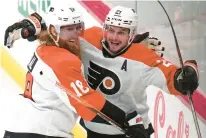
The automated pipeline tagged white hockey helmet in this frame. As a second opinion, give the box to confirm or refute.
[103,6,138,46]
[45,4,84,35]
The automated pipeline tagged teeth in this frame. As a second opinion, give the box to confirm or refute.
[69,40,75,42]
[111,42,119,45]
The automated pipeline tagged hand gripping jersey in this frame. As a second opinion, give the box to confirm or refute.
[5,45,125,138]
[79,27,182,135]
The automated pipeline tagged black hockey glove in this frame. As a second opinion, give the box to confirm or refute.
[133,32,164,57]
[124,111,149,138]
[174,60,199,95]
[4,12,46,48]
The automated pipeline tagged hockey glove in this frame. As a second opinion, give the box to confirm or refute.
[4,12,46,48]
[124,111,149,138]
[133,32,164,57]
[174,60,199,95]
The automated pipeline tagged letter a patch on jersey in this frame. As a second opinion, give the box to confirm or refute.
[87,61,121,95]
[121,60,127,71]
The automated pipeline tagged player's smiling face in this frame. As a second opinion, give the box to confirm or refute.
[60,23,83,46]
[105,25,130,54]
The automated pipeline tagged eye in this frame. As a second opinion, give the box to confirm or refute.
[118,30,129,36]
[118,32,124,35]
[76,25,82,30]
[67,27,74,31]
[107,28,114,33]
[118,31,127,36]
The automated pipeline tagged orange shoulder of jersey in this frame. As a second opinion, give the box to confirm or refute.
[36,45,106,121]
[122,43,182,95]
[82,26,103,50]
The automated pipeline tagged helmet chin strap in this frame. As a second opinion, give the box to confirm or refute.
[48,28,60,47]
[51,34,60,47]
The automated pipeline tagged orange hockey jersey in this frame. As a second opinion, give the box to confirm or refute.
[5,45,125,137]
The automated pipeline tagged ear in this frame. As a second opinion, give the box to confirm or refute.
[49,25,57,37]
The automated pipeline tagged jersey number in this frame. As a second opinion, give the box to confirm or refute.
[157,59,172,67]
[70,80,89,97]
[24,74,89,99]
[162,60,172,67]
[24,71,34,101]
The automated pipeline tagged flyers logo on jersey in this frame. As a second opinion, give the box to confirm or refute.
[87,61,121,95]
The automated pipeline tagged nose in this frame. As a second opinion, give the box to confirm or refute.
[71,29,81,38]
[111,32,119,41]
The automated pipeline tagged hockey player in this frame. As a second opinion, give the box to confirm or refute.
[4,5,199,138]
[79,6,199,138]
[2,5,149,138]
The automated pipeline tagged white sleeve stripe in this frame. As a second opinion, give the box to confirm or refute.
[27,16,41,35]
[128,114,144,126]
[53,84,77,113]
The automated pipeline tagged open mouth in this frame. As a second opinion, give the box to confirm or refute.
[110,41,120,46]
[68,39,76,43]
